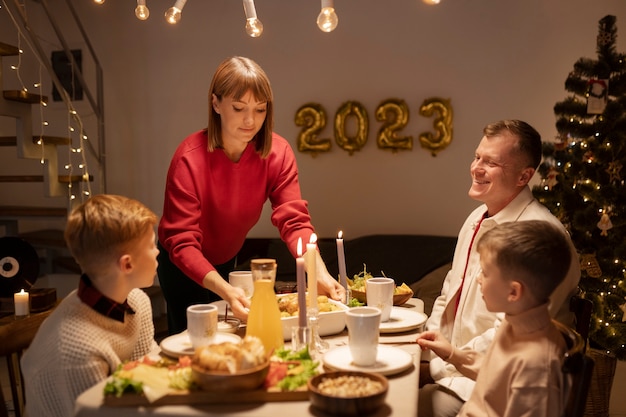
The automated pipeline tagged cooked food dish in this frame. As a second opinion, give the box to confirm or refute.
[192,336,266,374]
[277,293,342,317]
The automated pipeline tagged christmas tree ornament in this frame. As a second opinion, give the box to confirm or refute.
[583,150,595,163]
[586,79,609,114]
[597,212,613,236]
[580,253,603,278]
[620,299,626,322]
[545,166,559,190]
[606,160,623,183]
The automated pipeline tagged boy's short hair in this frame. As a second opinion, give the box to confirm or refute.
[476,220,572,302]
[64,194,157,275]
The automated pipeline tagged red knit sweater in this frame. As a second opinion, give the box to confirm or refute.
[158,130,315,285]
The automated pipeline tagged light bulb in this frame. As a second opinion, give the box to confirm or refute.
[135,0,149,20]
[165,0,187,24]
[317,0,338,33]
[422,0,441,4]
[93,0,105,4]
[243,0,263,37]
[245,18,264,37]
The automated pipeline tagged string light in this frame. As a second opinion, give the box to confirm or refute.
[317,0,338,33]
[242,0,263,38]
[165,0,187,25]
[135,0,149,21]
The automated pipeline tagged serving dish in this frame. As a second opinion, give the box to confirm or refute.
[278,293,348,340]
[350,287,414,306]
[307,371,388,416]
[191,360,270,391]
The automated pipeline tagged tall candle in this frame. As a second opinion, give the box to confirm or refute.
[296,238,307,328]
[337,230,348,290]
[14,289,29,316]
[306,233,318,312]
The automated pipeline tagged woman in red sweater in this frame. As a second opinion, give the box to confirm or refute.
[158,56,345,335]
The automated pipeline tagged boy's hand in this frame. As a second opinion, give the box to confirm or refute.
[415,330,454,361]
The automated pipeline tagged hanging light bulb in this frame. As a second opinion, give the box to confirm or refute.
[317,0,338,33]
[93,0,105,4]
[242,0,263,38]
[165,0,187,24]
[422,0,441,4]
[135,0,150,20]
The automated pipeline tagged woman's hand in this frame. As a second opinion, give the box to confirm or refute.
[311,250,347,303]
[203,270,251,321]
[225,286,250,321]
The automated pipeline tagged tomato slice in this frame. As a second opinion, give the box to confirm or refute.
[264,362,289,388]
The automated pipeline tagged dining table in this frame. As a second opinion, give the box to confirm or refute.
[73,298,426,417]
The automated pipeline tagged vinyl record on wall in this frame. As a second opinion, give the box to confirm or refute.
[0,237,39,297]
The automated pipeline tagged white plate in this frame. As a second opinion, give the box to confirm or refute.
[379,307,428,334]
[323,345,413,376]
[160,331,241,358]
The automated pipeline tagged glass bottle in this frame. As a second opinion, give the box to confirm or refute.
[246,258,284,355]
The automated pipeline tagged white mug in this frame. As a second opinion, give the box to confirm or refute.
[366,277,395,322]
[229,270,254,298]
[186,304,218,349]
[345,306,381,366]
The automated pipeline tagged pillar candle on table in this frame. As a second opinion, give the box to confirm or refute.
[337,230,348,290]
[296,238,307,328]
[14,289,29,316]
[306,233,318,312]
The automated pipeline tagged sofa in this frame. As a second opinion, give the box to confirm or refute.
[236,234,457,315]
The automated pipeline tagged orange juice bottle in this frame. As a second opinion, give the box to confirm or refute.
[246,259,284,355]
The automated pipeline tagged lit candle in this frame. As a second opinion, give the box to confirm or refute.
[337,230,348,290]
[296,238,307,328]
[306,233,318,312]
[14,289,29,316]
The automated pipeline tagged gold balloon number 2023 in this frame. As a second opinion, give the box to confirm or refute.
[295,97,453,157]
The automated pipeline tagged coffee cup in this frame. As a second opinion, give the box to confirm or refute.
[186,304,218,349]
[366,277,395,322]
[229,270,254,298]
[345,307,381,366]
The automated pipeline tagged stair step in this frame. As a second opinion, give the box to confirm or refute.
[0,42,19,56]
[2,90,48,104]
[0,174,93,183]
[0,205,68,218]
[0,136,72,146]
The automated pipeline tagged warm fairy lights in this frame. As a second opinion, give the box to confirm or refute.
[91,0,440,36]
[3,0,93,206]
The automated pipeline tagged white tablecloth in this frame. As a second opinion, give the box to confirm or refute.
[73,299,424,417]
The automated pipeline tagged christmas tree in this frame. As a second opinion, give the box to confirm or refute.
[533,15,626,360]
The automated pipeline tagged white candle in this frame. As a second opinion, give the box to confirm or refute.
[306,233,318,312]
[296,238,307,328]
[14,289,29,316]
[337,230,348,290]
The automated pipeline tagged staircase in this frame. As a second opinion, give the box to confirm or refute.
[0,0,105,274]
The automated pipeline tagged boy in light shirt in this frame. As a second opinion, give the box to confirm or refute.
[416,220,572,417]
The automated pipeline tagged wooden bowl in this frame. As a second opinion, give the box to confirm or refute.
[191,361,269,391]
[307,371,388,416]
[350,288,414,306]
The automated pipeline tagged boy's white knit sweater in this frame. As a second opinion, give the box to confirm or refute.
[21,288,159,417]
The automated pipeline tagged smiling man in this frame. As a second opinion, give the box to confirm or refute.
[417,120,581,417]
